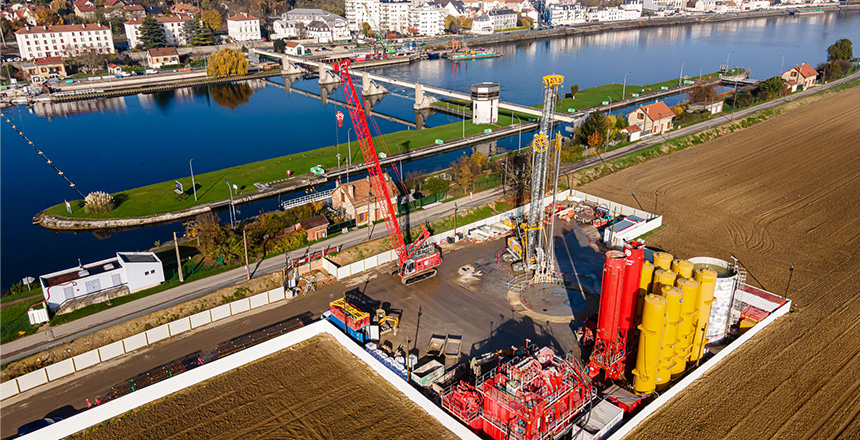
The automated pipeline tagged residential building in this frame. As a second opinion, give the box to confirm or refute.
[104,0,127,7]
[15,24,114,60]
[410,4,446,36]
[39,252,164,312]
[380,0,411,34]
[272,19,301,39]
[107,62,123,74]
[281,9,350,41]
[73,0,95,19]
[621,0,644,13]
[146,46,180,68]
[331,174,401,225]
[227,13,261,41]
[2,6,38,25]
[781,64,818,90]
[124,16,187,49]
[642,0,684,11]
[22,57,67,81]
[549,4,586,26]
[626,101,674,136]
[471,15,494,34]
[297,215,330,241]
[124,4,146,18]
[443,0,469,17]
[170,3,200,16]
[346,0,381,32]
[488,8,517,31]
[284,41,306,56]
[306,20,335,43]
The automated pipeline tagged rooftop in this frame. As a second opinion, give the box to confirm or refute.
[40,256,120,287]
[147,46,179,57]
[118,252,160,264]
[125,16,183,25]
[15,24,109,34]
[34,57,64,65]
[628,101,674,120]
[228,12,259,21]
[299,215,329,230]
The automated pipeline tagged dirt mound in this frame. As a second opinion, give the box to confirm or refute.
[71,334,458,440]
[581,84,860,439]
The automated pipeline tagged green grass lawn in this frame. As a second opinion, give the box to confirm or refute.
[44,115,525,220]
[0,287,42,305]
[1,298,44,344]
[554,71,724,112]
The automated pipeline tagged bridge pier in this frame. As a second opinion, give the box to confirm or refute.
[281,58,305,75]
[318,64,341,86]
[414,108,435,130]
[280,73,302,93]
[363,93,384,112]
[319,82,339,105]
[413,83,437,110]
[362,71,387,97]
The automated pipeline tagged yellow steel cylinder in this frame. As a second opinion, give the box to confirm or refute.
[691,268,718,362]
[671,278,700,376]
[654,269,677,295]
[672,259,694,279]
[653,252,673,271]
[637,261,655,320]
[632,294,667,395]
[656,286,682,385]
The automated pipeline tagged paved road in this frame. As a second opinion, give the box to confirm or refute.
[0,186,504,364]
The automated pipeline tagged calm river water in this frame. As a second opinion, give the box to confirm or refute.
[1,11,858,289]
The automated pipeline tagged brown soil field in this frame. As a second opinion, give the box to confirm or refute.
[71,334,458,440]
[581,84,860,439]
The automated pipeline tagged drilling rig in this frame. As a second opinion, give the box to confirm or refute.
[504,74,564,284]
[333,60,442,285]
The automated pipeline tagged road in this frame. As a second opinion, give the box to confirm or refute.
[0,187,504,365]
[5,70,856,364]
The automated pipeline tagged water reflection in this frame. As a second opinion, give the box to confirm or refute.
[210,82,255,109]
[30,97,128,119]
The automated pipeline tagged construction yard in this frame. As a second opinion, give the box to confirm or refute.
[581,84,860,439]
[70,334,458,440]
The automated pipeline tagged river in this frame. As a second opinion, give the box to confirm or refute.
[2,10,858,290]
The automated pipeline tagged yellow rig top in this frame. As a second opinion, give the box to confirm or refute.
[542,74,564,88]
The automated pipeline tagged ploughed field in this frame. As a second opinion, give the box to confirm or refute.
[72,335,458,440]
[582,85,860,439]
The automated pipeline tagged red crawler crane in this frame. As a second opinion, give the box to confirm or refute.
[332,60,442,285]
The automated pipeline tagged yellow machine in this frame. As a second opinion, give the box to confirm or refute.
[375,308,400,334]
[633,294,667,395]
[690,268,718,362]
[656,286,682,386]
[671,278,700,376]
[672,259,694,279]
[652,252,674,271]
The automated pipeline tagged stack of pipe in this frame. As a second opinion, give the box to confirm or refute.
[691,268,718,362]
[632,294,667,394]
[672,277,700,377]
[656,286,682,386]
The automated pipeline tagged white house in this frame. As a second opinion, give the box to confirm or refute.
[621,0,644,13]
[781,64,818,90]
[15,24,114,60]
[380,0,412,34]
[306,20,335,43]
[284,41,306,56]
[410,4,446,36]
[272,19,300,40]
[281,9,351,41]
[443,0,469,17]
[626,101,675,136]
[146,46,180,68]
[124,16,186,49]
[488,8,517,30]
[227,13,261,41]
[471,15,495,34]
[39,252,164,311]
[549,4,586,26]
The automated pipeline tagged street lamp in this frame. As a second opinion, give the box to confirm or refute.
[622,71,632,99]
[604,95,612,155]
[513,114,522,151]
[679,59,689,87]
[347,127,353,182]
[189,159,197,201]
[454,203,459,239]
[778,54,785,74]
[224,179,235,228]
[726,51,734,69]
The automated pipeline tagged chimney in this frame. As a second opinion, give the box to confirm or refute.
[347,185,354,198]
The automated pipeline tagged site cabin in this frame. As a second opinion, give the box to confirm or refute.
[38,252,164,311]
[780,63,818,90]
[626,101,674,136]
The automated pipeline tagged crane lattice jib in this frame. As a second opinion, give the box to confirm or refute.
[526,74,564,257]
[334,60,408,265]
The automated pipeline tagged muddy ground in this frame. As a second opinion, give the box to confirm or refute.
[581,85,860,439]
[71,334,458,440]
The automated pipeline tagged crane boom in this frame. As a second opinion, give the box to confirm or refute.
[333,60,407,263]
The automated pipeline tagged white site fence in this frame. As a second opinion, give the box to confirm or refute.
[323,189,663,280]
[19,320,482,440]
[0,286,290,402]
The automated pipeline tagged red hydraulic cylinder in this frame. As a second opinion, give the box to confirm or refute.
[619,241,645,333]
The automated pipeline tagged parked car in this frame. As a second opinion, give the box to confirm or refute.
[17,417,61,437]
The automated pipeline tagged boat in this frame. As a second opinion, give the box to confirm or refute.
[447,50,501,61]
[426,51,440,60]
[791,8,824,15]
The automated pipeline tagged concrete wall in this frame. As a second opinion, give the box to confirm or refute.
[122,259,164,293]
[1,286,288,401]
[20,320,482,440]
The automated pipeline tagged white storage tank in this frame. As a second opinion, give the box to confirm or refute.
[689,257,738,343]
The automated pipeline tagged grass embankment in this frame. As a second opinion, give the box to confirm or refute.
[553,71,724,112]
[44,113,525,220]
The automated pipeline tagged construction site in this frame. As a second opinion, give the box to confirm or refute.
[8,65,859,440]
